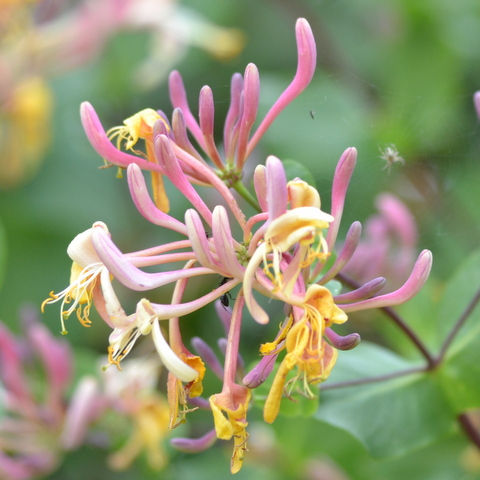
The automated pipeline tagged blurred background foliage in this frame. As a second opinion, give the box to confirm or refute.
[1,0,480,478]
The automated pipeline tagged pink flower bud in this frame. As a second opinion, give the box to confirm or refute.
[341,250,432,312]
[168,70,204,147]
[191,337,224,379]
[236,63,260,168]
[324,328,361,350]
[246,18,317,157]
[224,73,244,159]
[171,429,217,453]
[199,86,223,168]
[326,147,357,250]
[334,277,386,303]
[243,353,278,388]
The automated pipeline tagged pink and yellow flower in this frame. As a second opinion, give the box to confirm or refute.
[44,17,433,474]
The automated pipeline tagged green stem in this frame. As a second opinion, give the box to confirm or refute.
[458,413,480,451]
[322,365,426,390]
[232,180,261,212]
[434,285,480,366]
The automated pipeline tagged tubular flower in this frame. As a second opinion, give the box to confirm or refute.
[80,18,316,207]
[41,221,121,334]
[0,307,102,480]
[262,285,347,424]
[102,357,172,471]
[45,17,435,474]
[106,109,171,212]
[210,386,251,474]
[246,206,333,298]
[208,292,250,474]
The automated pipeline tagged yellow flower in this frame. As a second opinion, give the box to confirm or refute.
[107,109,170,212]
[287,178,321,209]
[0,76,52,188]
[246,206,333,301]
[107,109,164,151]
[209,385,251,474]
[42,222,112,334]
[108,392,171,471]
[263,285,347,424]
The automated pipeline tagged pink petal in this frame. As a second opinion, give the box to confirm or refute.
[212,206,245,278]
[246,18,317,157]
[155,134,213,226]
[375,193,417,247]
[236,63,260,168]
[253,164,268,212]
[266,155,288,221]
[315,221,362,283]
[199,86,224,168]
[171,109,206,163]
[127,164,187,235]
[243,352,278,388]
[474,91,480,119]
[61,376,101,450]
[92,225,215,291]
[80,102,163,173]
[168,70,205,148]
[340,250,432,312]
[191,336,224,379]
[0,324,30,401]
[324,328,361,350]
[334,277,386,303]
[185,209,226,274]
[150,278,241,320]
[27,319,72,399]
[171,429,217,453]
[326,147,357,250]
[224,73,244,159]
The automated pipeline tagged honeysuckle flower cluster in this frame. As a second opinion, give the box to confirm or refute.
[0,306,175,480]
[100,355,171,471]
[0,306,100,480]
[44,18,432,473]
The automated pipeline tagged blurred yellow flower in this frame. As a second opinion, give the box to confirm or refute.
[0,76,52,188]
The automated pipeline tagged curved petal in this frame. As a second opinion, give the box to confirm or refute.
[152,318,198,382]
[185,209,226,274]
[80,102,164,173]
[326,147,357,250]
[155,134,213,227]
[212,206,245,278]
[266,155,287,221]
[92,225,214,291]
[127,164,187,235]
[246,18,317,158]
[168,70,205,148]
[340,250,433,312]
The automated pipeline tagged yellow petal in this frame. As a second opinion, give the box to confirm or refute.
[209,394,234,440]
[287,179,321,209]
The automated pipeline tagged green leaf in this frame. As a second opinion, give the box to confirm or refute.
[315,342,455,458]
[437,248,480,348]
[436,248,480,411]
[439,330,480,412]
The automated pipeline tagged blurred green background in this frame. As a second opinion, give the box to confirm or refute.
[1,0,480,478]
